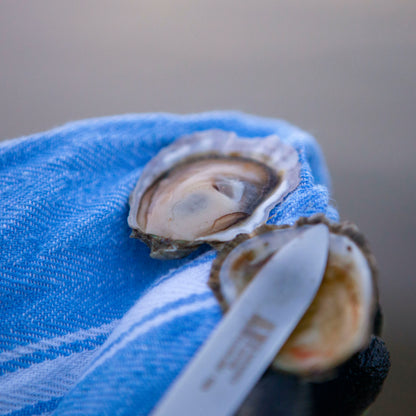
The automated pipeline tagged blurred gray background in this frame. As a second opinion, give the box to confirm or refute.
[1,1,415,414]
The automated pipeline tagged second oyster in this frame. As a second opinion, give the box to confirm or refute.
[128,130,301,259]
[209,216,378,377]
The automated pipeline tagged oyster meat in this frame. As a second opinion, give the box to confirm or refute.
[209,215,378,376]
[128,130,301,259]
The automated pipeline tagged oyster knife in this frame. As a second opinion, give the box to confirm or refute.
[151,224,330,416]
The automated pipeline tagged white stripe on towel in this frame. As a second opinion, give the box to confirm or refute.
[83,297,218,379]
[0,322,118,365]
[0,349,98,414]
[96,258,214,352]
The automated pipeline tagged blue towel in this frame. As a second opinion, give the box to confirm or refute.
[0,112,338,415]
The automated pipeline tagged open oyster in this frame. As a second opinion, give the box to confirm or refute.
[209,215,378,376]
[128,130,301,259]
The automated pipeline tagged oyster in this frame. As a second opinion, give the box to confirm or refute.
[128,130,301,259]
[209,215,378,376]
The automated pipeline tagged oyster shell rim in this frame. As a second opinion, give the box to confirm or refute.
[128,129,301,258]
[208,214,379,376]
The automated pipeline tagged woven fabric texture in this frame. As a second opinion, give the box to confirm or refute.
[0,112,338,415]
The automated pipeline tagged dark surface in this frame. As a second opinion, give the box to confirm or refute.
[312,336,391,416]
[1,1,415,414]
[237,370,310,416]
[237,337,390,416]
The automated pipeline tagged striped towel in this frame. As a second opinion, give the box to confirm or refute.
[0,112,338,415]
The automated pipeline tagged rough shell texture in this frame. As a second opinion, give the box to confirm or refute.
[209,214,379,376]
[128,130,301,259]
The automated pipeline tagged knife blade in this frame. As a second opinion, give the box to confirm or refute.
[151,224,330,416]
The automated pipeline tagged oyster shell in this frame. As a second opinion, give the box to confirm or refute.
[209,215,378,376]
[128,130,301,259]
